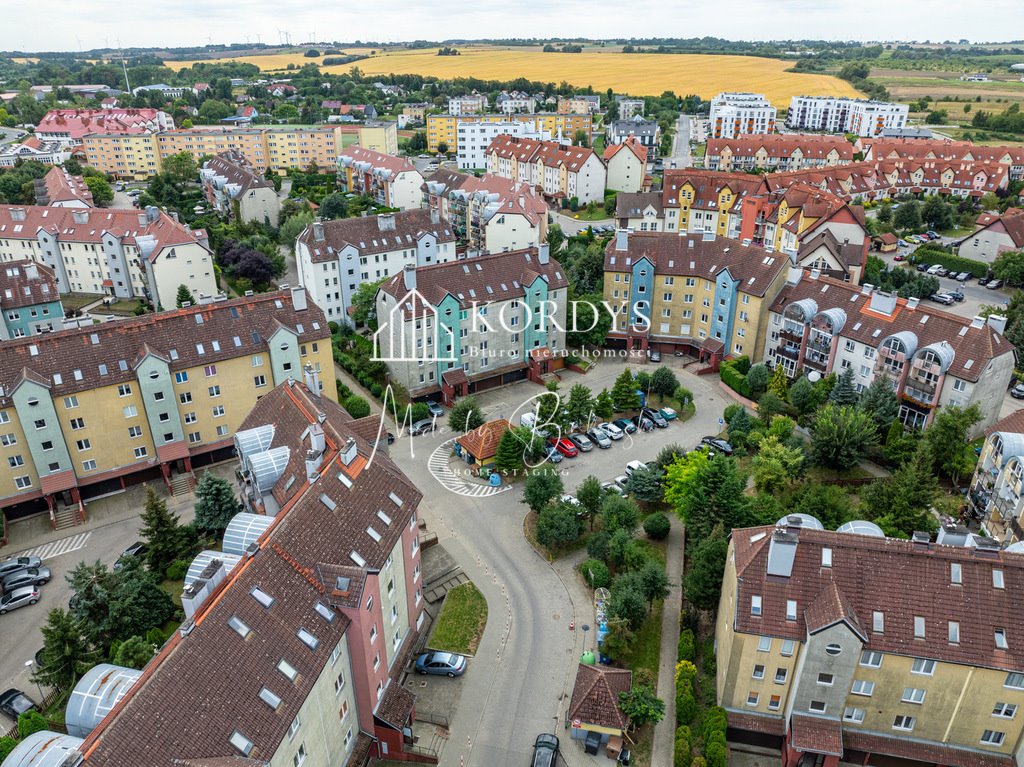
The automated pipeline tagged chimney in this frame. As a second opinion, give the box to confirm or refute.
[145,205,160,223]
[988,314,1008,336]
[377,213,396,232]
[861,283,873,295]
[181,559,228,621]
[766,526,798,578]
[810,268,821,281]
[290,285,307,311]
[402,264,417,292]
[307,422,326,456]
[303,362,320,394]
[615,228,630,252]
[906,296,920,310]
[430,207,439,225]
[971,315,985,329]
[72,209,88,225]
[23,262,38,281]
[785,266,803,286]
[869,290,897,316]
[785,515,804,536]
[305,448,321,482]
[340,437,358,466]
[312,221,325,242]
[538,243,550,265]
[911,531,931,550]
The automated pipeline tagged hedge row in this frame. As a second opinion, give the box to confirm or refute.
[719,356,751,399]
[912,246,989,279]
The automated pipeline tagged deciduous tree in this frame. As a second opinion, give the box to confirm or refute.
[810,404,879,471]
[448,397,485,433]
[523,468,564,513]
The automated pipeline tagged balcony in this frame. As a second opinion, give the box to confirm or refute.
[804,354,828,373]
[902,385,937,408]
[779,328,803,345]
[776,344,800,362]
[806,332,833,355]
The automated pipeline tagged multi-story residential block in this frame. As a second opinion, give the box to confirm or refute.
[0,136,69,168]
[957,208,1024,263]
[603,138,648,194]
[199,150,280,225]
[719,518,1024,767]
[0,260,63,339]
[969,410,1024,542]
[787,95,910,137]
[26,377,427,767]
[614,192,664,233]
[486,135,607,204]
[558,95,601,114]
[858,138,1024,181]
[35,108,173,147]
[706,134,854,172]
[709,93,777,139]
[495,90,537,114]
[603,230,790,365]
[606,117,661,158]
[132,83,187,100]
[0,288,333,529]
[375,246,567,404]
[398,102,429,128]
[0,204,216,309]
[295,210,456,324]
[426,113,593,154]
[336,146,425,211]
[660,169,768,238]
[448,93,488,115]
[763,270,1013,433]
[455,121,551,170]
[81,131,164,179]
[34,166,93,208]
[614,96,646,120]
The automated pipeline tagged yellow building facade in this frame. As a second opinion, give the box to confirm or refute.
[426,112,593,153]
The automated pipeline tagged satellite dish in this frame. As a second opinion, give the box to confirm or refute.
[807,371,821,383]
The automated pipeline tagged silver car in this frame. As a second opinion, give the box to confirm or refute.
[586,428,612,449]
[0,556,42,578]
[410,419,435,436]
[0,587,40,614]
[1,567,51,592]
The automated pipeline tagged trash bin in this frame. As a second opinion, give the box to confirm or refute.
[584,730,601,755]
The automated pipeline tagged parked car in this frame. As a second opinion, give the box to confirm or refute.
[701,436,734,455]
[929,292,955,306]
[1,567,51,592]
[0,586,40,614]
[587,429,612,449]
[598,422,624,441]
[949,290,965,302]
[410,419,435,436]
[659,407,678,421]
[0,556,42,579]
[568,433,594,452]
[954,271,971,282]
[907,235,922,244]
[625,460,648,476]
[114,542,148,571]
[1011,383,1024,400]
[543,445,564,464]
[631,414,654,432]
[893,254,906,261]
[648,349,662,363]
[897,239,910,248]
[613,418,637,435]
[532,734,560,767]
[926,230,940,239]
[935,266,950,277]
[415,651,467,677]
[425,401,444,417]
[926,264,943,275]
[979,275,992,286]
[560,494,581,507]
[641,408,669,428]
[987,279,1004,290]
[601,480,625,496]
[0,689,37,720]
[916,262,930,272]
[614,475,631,493]
[550,437,579,458]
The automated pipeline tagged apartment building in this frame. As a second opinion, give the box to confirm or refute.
[858,138,1024,181]
[557,95,601,114]
[486,135,607,204]
[132,83,187,100]
[706,134,854,172]
[958,208,1024,263]
[336,146,424,211]
[969,410,1024,543]
[495,90,537,114]
[0,260,63,339]
[719,518,1024,767]
[448,93,488,115]
[34,166,93,208]
[375,246,567,404]
[615,97,645,120]
[604,138,648,194]
[80,132,162,179]
[398,103,429,128]
[455,121,551,170]
[35,108,173,147]
[0,204,216,310]
[295,210,456,324]
[786,96,910,138]
[603,230,789,366]
[24,379,426,767]
[0,288,334,530]
[763,270,1013,434]
[660,169,769,238]
[708,93,777,139]
[606,117,661,158]
[200,150,281,225]
[0,136,68,168]
[426,112,593,154]
[614,192,664,233]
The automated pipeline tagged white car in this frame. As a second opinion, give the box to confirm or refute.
[598,422,624,441]
[625,460,648,476]
[560,494,581,507]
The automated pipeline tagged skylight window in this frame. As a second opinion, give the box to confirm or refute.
[315,602,335,622]
[377,510,392,526]
[229,731,254,756]
[228,615,251,638]
[389,492,403,507]
[251,587,275,609]
[297,628,319,649]
[367,526,382,543]
[277,658,298,681]
[350,550,366,567]
[259,687,282,710]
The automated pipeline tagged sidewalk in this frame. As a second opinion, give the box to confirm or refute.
[651,515,685,767]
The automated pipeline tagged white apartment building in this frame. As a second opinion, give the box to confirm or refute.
[786,96,910,138]
[455,122,551,170]
[496,90,537,114]
[336,146,425,211]
[448,94,488,116]
[709,92,777,139]
[615,97,646,120]
[486,135,607,204]
[295,210,457,324]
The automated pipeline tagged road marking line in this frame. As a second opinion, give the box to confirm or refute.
[14,531,92,561]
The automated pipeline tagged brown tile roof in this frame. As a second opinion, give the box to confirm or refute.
[375,682,415,731]
[203,151,274,195]
[487,135,599,173]
[661,169,768,211]
[338,144,417,176]
[769,272,1011,383]
[803,580,865,639]
[732,524,1024,672]
[725,711,785,736]
[615,191,662,219]
[456,418,510,461]
[604,136,648,165]
[604,232,788,297]
[297,209,454,265]
[0,259,59,310]
[567,664,631,731]
[790,715,843,756]
[877,232,898,245]
[844,730,1014,767]
[708,134,854,163]
[984,408,1024,439]
[0,289,326,408]
[798,228,867,271]
[36,166,94,206]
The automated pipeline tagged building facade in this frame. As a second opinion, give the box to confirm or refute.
[969,410,1024,543]
[957,209,1024,264]
[606,117,661,157]
[35,108,173,147]
[615,97,646,120]
[0,137,69,168]
[455,121,550,170]
[336,146,424,211]
[604,138,648,194]
[200,150,281,225]
[486,135,607,204]
[295,210,457,324]
[426,112,593,154]
[706,134,855,172]
[787,96,910,138]
[0,260,63,339]
[448,93,488,115]
[495,91,537,114]
[709,93,777,139]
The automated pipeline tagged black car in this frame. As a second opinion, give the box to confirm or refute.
[979,275,992,286]
[114,542,148,571]
[641,408,669,428]
[916,263,930,272]
[632,415,655,432]
[949,290,964,302]
[1011,383,1024,400]
[0,689,37,720]
[532,734,560,767]
[701,436,734,455]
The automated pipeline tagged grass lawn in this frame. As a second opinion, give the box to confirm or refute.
[565,206,613,222]
[428,582,488,656]
[102,298,146,315]
[61,292,104,311]
[939,226,976,238]
[619,599,665,684]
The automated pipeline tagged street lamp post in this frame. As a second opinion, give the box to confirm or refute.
[25,660,44,703]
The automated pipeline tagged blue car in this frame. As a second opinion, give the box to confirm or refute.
[415,651,467,677]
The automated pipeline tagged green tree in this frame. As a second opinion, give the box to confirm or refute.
[279,211,314,254]
[408,131,427,152]
[0,739,17,762]
[752,436,804,494]
[566,292,613,347]
[594,389,615,420]
[651,366,680,399]
[494,429,524,474]
[638,560,670,604]
[921,404,982,485]
[139,486,185,575]
[161,152,198,185]
[979,192,1001,211]
[84,175,113,206]
[318,193,348,220]
[602,493,640,534]
[811,404,879,471]
[523,468,564,513]
[34,607,98,692]
[535,380,561,431]
[577,475,604,529]
[894,200,923,231]
[663,450,709,512]
[18,711,48,739]
[609,572,648,629]
[745,363,770,397]
[624,465,664,502]
[611,369,641,411]
[344,395,371,418]
[348,277,385,330]
[273,103,300,122]
[573,129,590,148]
[547,223,565,254]
[175,283,194,308]
[992,250,1024,287]
[877,203,893,224]
[861,450,940,537]
[858,373,899,434]
[619,685,666,728]
[448,397,485,432]
[564,383,595,429]
[921,196,955,231]
[671,456,748,543]
[437,141,449,155]
[767,364,789,399]
[193,472,238,536]
[884,420,920,466]
[828,367,859,405]
[536,502,582,548]
[112,635,155,669]
[684,527,728,610]
[580,558,611,588]
[643,512,671,540]
[197,99,233,122]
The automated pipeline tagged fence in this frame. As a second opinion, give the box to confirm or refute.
[1,687,66,740]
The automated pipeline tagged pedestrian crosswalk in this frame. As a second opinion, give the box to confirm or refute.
[16,531,92,561]
[428,440,510,498]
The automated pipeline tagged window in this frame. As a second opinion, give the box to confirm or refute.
[228,615,251,638]
[786,600,797,621]
[746,691,759,706]
[950,563,962,584]
[994,570,1005,589]
[293,744,306,766]
[278,659,299,682]
[175,371,188,383]
[751,595,762,616]
[872,612,884,634]
[254,375,267,388]
[892,715,915,732]
[296,628,319,649]
[851,680,875,697]
[213,405,225,417]
[123,406,137,418]
[128,426,143,438]
[204,365,217,377]
[902,687,927,704]
[134,446,148,458]
[259,687,282,710]
[180,392,193,404]
[373,653,380,671]
[209,385,221,397]
[752,664,765,679]
[1006,672,1024,689]
[912,658,936,676]
[914,616,926,638]
[817,673,834,686]
[369,625,378,643]
[188,432,201,444]
[251,354,264,367]
[821,548,832,567]
[344,729,353,750]
[63,396,79,409]
[15,476,31,489]
[229,731,254,757]
[7,455,23,468]
[993,702,1017,719]
[860,651,883,668]
[217,425,228,437]
[76,439,91,452]
[949,621,960,644]
[844,707,865,723]
[757,636,772,652]
[153,391,165,401]
[825,643,842,656]
[774,668,787,684]
[996,629,1009,649]
[809,701,826,713]
[334,670,346,695]
[83,459,96,471]
[768,695,781,711]
[981,730,1006,746]
[118,384,132,397]
[780,639,795,657]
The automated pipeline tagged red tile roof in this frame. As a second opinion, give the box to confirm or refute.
[708,134,854,163]
[604,136,648,165]
[203,151,275,195]
[338,145,418,177]
[0,259,59,310]
[456,418,510,461]
[36,108,169,140]
[37,166,93,206]
[661,169,768,212]
[984,408,1024,439]
[487,135,599,173]
[567,664,631,731]
[790,715,843,756]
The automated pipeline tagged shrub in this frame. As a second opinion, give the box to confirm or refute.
[344,395,371,419]
[335,380,353,401]
[643,512,671,540]
[580,558,611,588]
[146,626,168,646]
[692,758,707,767]
[0,738,18,762]
[328,321,340,334]
[705,741,728,767]
[723,403,743,423]
[674,725,693,767]
[676,681,698,725]
[701,707,729,743]
[913,245,987,278]
[165,559,189,581]
[677,628,696,662]
[586,530,611,561]
[18,710,48,739]
[719,357,751,398]
[702,640,717,677]
[370,383,383,399]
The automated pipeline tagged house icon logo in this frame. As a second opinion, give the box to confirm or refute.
[373,268,456,364]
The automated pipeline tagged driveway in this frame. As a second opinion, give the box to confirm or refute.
[551,209,612,236]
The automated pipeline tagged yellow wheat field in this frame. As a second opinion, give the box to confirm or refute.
[166,48,860,104]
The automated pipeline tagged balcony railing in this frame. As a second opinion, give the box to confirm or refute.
[779,328,803,344]
[776,345,800,361]
[902,386,936,407]
[804,355,827,372]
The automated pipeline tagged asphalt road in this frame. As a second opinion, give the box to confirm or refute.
[665,113,693,170]
[0,127,27,145]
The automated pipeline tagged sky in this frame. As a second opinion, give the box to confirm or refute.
[3,1,1023,52]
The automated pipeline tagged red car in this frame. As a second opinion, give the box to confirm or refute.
[549,437,579,458]
[893,254,905,262]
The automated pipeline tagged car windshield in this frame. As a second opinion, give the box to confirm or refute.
[432,653,454,665]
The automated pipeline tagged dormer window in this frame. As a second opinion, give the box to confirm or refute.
[873,611,884,634]
[914,616,925,638]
